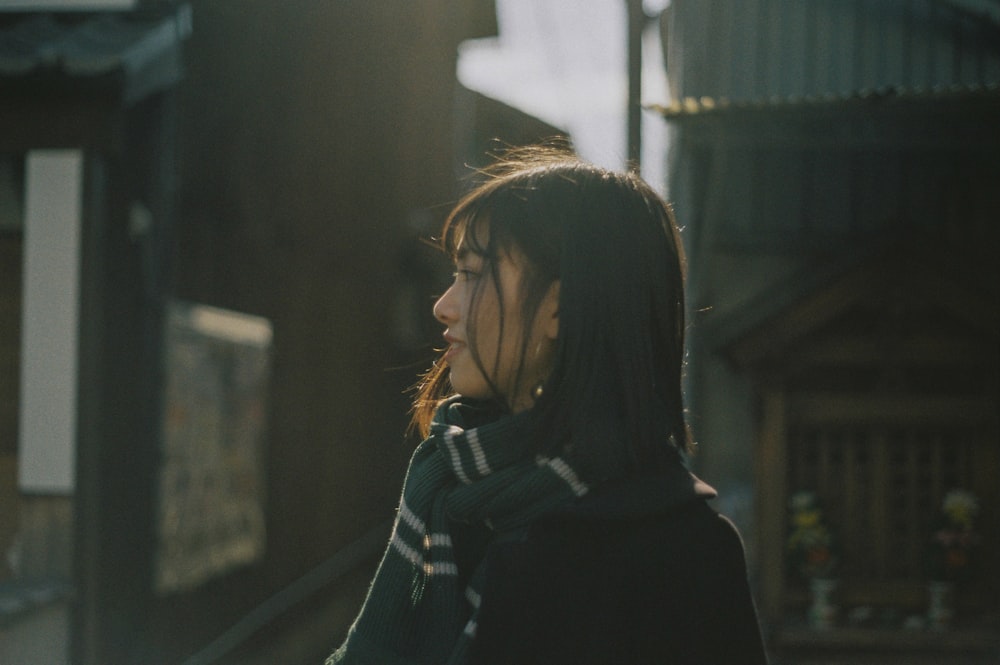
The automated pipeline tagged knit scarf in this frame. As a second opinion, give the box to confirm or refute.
[327,398,591,665]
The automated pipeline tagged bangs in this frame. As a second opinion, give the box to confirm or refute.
[441,179,524,263]
[442,207,488,260]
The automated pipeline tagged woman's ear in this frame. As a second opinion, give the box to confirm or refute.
[541,280,560,340]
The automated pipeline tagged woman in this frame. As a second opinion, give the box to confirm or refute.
[328,147,768,664]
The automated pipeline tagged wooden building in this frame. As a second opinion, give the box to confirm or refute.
[0,6,191,664]
[0,1,568,663]
[659,1,1000,662]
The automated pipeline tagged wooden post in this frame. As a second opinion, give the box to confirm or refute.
[626,0,644,171]
[757,386,788,627]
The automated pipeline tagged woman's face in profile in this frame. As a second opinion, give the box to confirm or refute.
[433,232,558,412]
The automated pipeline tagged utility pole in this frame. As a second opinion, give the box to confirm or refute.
[626,0,645,172]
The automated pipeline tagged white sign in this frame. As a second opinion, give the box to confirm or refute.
[18,150,82,494]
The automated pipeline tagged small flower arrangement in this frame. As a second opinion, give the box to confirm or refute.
[927,489,980,583]
[787,491,838,580]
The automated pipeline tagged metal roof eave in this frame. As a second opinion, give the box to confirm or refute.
[0,4,192,104]
[651,84,1000,150]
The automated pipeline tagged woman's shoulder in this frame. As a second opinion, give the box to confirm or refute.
[472,492,763,664]
[482,473,747,600]
[527,466,736,554]
[529,489,745,572]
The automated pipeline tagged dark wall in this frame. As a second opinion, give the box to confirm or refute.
[155,1,497,661]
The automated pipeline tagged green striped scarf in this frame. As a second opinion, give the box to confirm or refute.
[327,398,590,665]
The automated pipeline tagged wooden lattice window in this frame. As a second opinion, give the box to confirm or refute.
[726,247,999,630]
[770,393,999,616]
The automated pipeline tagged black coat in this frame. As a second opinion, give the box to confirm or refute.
[466,468,769,665]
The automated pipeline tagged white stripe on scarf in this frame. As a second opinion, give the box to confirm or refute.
[390,532,424,568]
[463,619,478,638]
[540,456,589,497]
[462,587,480,637]
[443,427,471,484]
[390,532,459,576]
[429,533,453,547]
[399,500,426,534]
[466,428,492,476]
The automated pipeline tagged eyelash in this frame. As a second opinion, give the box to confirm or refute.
[453,269,479,281]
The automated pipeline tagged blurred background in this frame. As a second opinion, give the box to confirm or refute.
[0,1,998,663]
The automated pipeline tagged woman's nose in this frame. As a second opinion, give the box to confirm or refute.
[433,284,458,325]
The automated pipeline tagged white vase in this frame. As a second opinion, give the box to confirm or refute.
[808,578,838,629]
[927,580,955,631]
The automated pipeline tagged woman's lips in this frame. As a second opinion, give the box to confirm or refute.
[442,334,464,362]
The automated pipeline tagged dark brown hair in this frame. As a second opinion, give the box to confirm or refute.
[412,146,691,474]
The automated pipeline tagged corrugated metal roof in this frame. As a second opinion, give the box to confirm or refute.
[664,0,1000,105]
[0,5,191,98]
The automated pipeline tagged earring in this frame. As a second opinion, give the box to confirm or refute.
[532,383,544,399]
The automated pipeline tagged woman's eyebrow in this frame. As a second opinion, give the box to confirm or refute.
[455,247,486,263]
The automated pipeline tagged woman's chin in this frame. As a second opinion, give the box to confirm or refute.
[447,371,491,402]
